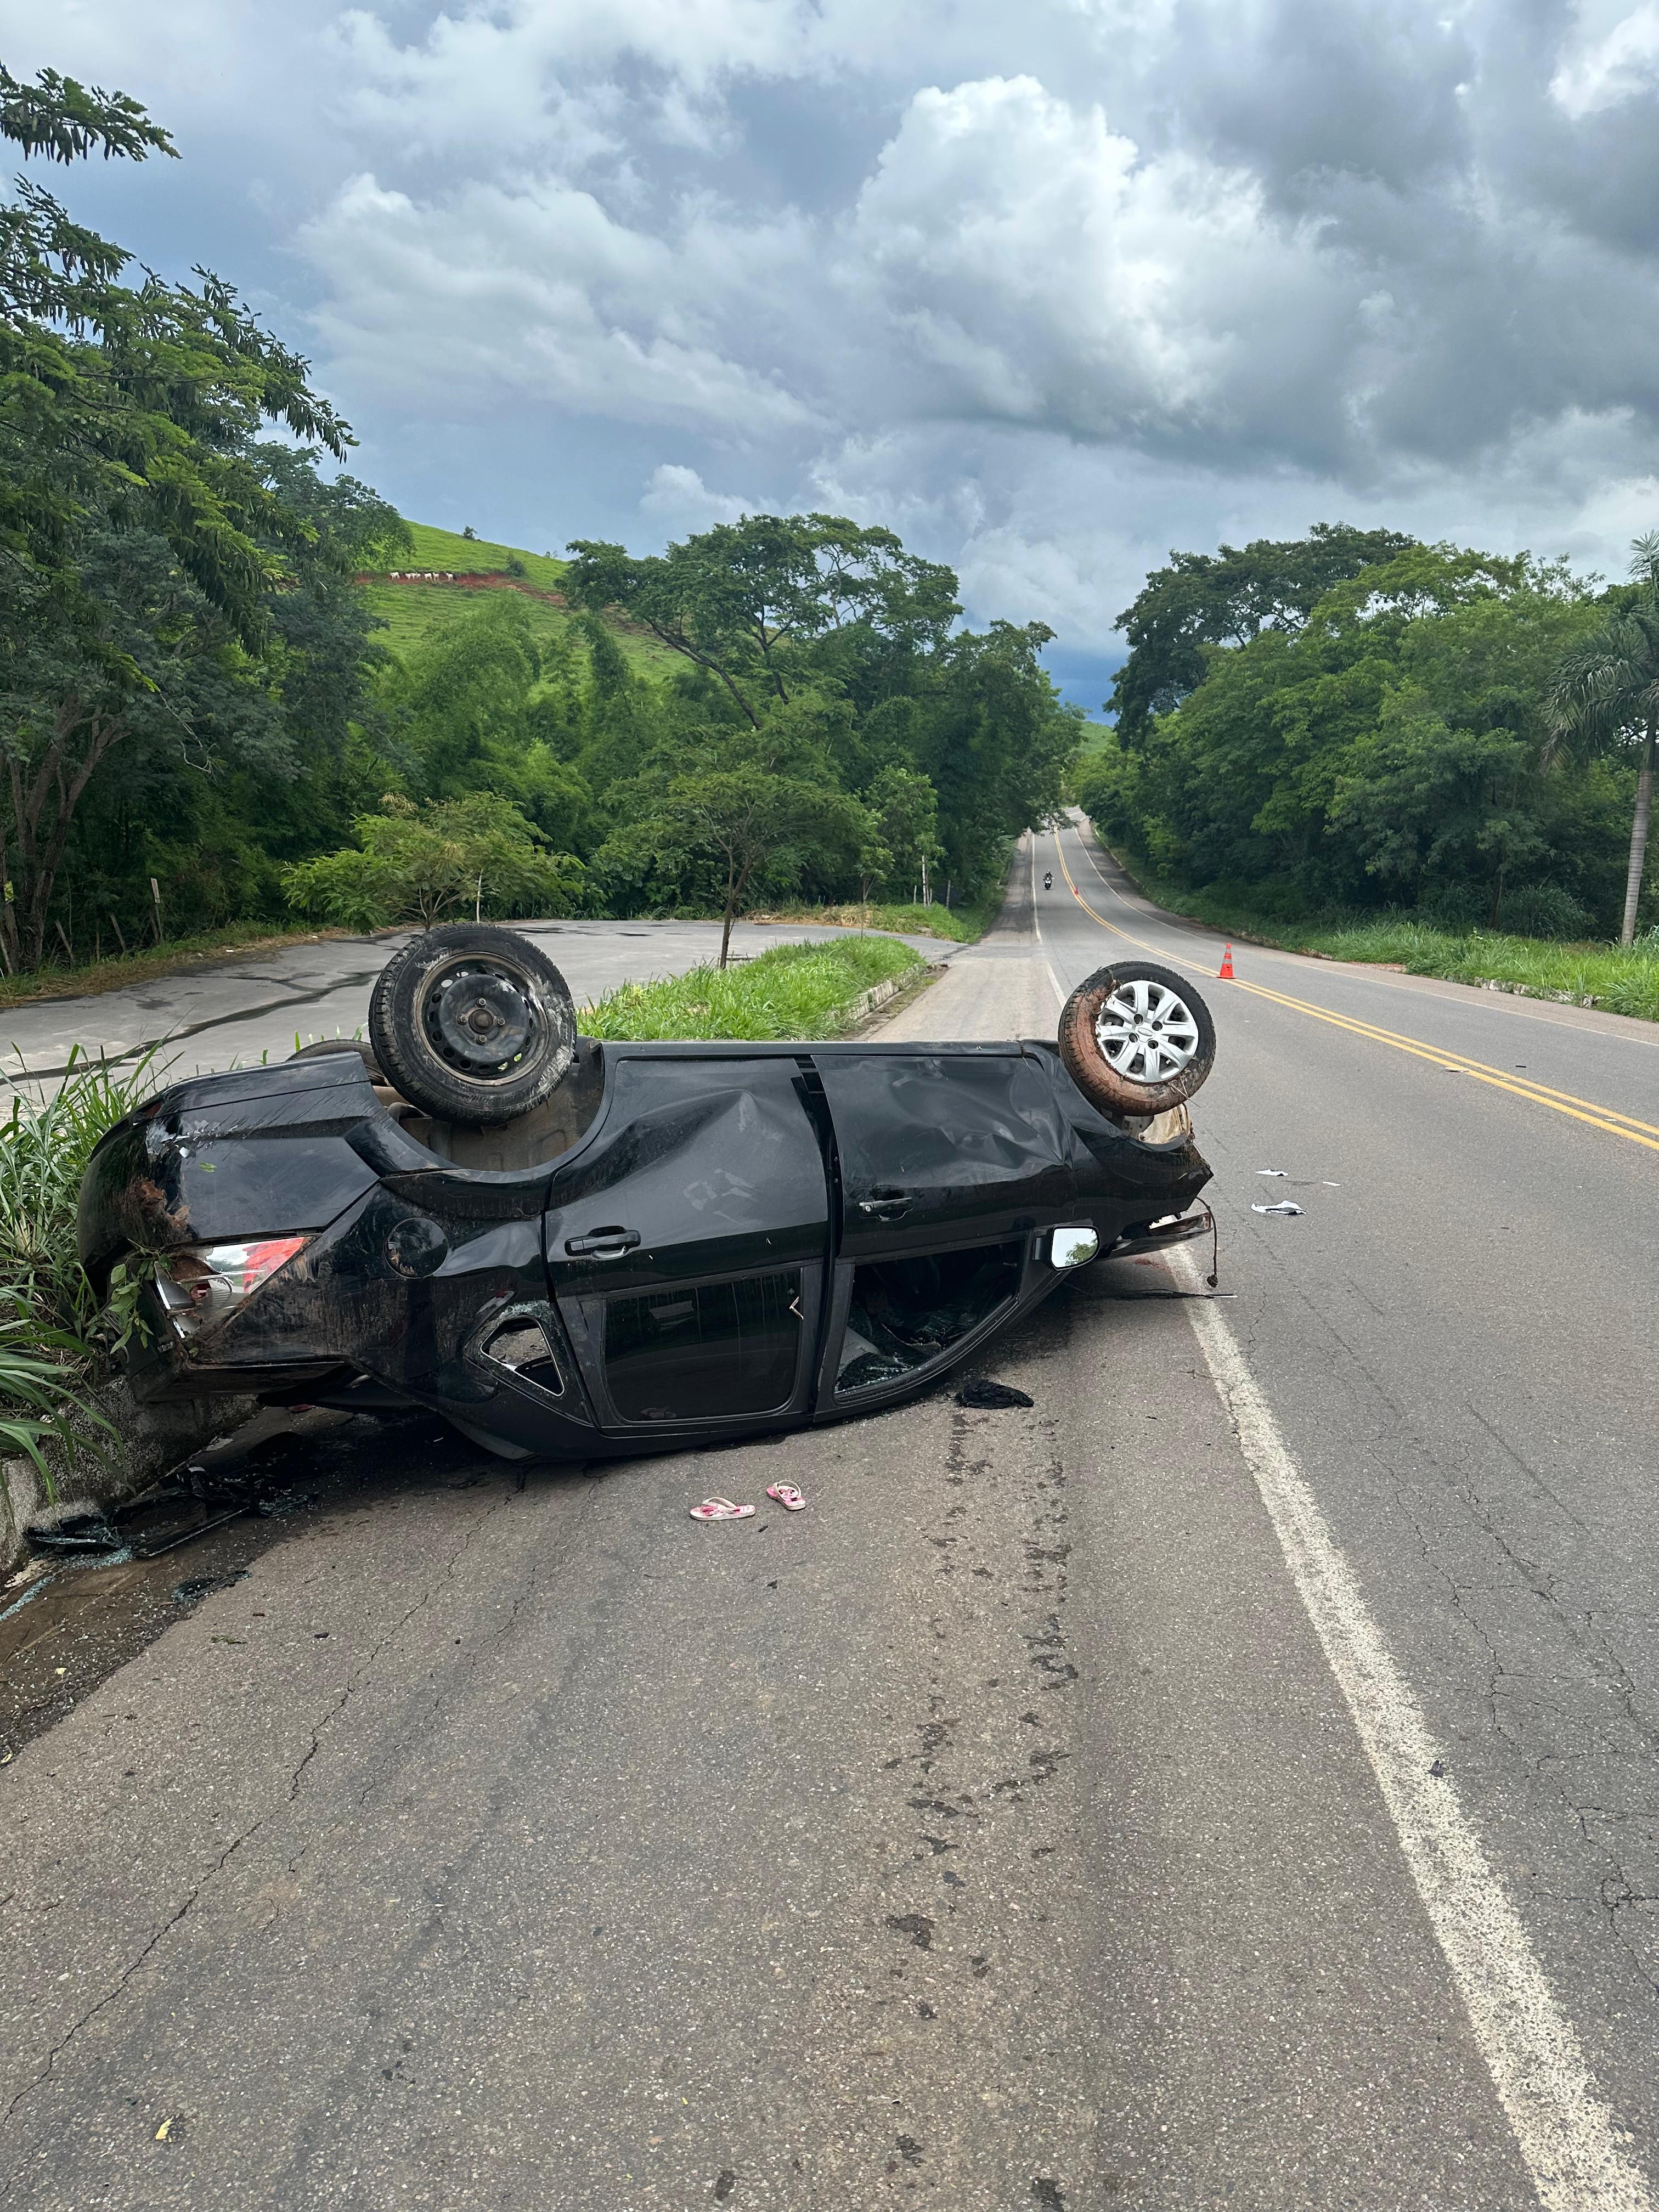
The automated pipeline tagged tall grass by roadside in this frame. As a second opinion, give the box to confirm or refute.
[585,935,926,1041]
[0,1049,163,1483]
[1304,921,1659,1019]
[743,899,989,945]
[1103,844,1659,1024]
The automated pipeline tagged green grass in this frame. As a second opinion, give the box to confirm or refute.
[358,580,579,662]
[0,922,353,1013]
[1305,922,1659,1020]
[382,520,569,590]
[584,935,927,1041]
[359,517,675,679]
[1103,840,1659,1023]
[0,1047,165,1486]
[746,899,990,944]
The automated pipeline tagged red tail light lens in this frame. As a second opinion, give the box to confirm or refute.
[156,1236,310,1338]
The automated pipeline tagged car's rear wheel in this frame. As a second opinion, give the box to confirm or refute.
[368,924,576,1127]
[1058,961,1215,1118]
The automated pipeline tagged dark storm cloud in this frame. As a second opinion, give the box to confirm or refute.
[4,0,1657,646]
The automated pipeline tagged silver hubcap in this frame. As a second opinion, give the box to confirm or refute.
[1095,979,1200,1083]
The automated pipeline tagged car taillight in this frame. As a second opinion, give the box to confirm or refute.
[155,1237,310,1338]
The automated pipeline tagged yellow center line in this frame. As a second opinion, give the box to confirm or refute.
[1051,832,1659,1159]
[1065,829,1659,1141]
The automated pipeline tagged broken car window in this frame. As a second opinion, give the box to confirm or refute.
[836,1242,1023,1394]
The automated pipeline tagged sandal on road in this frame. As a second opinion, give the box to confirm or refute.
[765,1483,806,1512]
[690,1497,755,1522]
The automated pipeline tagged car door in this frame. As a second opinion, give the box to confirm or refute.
[811,1045,1075,1261]
[809,1045,1077,1408]
[544,1050,831,1436]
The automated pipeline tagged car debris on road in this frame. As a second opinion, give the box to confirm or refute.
[77,928,1220,1465]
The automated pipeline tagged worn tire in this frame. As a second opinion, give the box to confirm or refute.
[1058,960,1216,1119]
[288,1039,382,1079]
[368,924,575,1127]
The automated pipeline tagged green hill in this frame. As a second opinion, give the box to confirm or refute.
[394,520,568,589]
[358,519,670,672]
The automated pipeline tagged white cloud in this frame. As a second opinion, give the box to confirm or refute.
[1550,2,1659,117]
[639,463,753,528]
[840,77,1347,456]
[300,172,816,433]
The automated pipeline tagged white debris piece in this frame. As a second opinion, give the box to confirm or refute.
[1252,1200,1304,1216]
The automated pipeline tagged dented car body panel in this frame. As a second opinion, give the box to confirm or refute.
[79,1035,1211,1462]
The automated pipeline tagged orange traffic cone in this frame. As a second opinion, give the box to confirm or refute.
[1218,943,1234,979]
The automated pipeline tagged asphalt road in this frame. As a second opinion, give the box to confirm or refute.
[0,916,947,1085]
[1,842,1655,2209]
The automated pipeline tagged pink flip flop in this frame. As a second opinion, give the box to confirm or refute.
[765,1483,806,1513]
[689,1497,755,1522]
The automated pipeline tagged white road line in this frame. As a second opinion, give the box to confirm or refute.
[1171,1249,1653,2211]
[1029,831,1043,944]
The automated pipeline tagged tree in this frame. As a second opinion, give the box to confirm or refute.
[1108,524,1418,746]
[916,620,1081,896]
[861,764,941,901]
[1547,534,1659,947]
[0,64,369,969]
[594,704,868,964]
[282,793,582,932]
[563,514,958,729]
[1083,543,1606,923]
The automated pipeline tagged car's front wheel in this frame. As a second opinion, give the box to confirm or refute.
[1057,960,1216,1119]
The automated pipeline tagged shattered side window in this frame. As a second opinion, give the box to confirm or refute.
[835,1242,1023,1395]
[605,1269,803,1421]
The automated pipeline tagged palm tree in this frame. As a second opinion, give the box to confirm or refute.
[1547,533,1659,947]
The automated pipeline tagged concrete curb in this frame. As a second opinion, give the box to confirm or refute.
[2,1379,257,1576]
[837,952,951,1031]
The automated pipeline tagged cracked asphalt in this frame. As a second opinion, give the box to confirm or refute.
[0,840,1654,2206]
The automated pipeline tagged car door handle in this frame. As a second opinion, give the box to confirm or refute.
[857,1189,913,1220]
[564,1227,642,1259]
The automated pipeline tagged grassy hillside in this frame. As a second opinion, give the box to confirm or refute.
[359,518,672,673]
[393,521,568,590]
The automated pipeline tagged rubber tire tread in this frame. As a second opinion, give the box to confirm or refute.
[1057,960,1216,1119]
[369,924,575,1128]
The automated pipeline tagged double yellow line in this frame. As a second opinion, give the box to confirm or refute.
[1051,833,1659,1158]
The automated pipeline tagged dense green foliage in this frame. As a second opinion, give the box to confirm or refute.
[1546,535,1659,944]
[0,1045,165,1479]
[1,65,1076,974]
[0,64,408,972]
[561,516,1077,955]
[1108,523,1417,745]
[585,934,922,1041]
[282,789,583,932]
[1085,539,1655,940]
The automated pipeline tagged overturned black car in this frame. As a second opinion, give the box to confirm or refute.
[77,927,1216,1463]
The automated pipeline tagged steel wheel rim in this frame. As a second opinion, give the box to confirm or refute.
[416,956,547,1083]
[1094,979,1200,1083]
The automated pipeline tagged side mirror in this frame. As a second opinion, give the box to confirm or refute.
[1049,1224,1099,1269]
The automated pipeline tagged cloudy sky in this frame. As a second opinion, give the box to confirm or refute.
[8,1,1659,707]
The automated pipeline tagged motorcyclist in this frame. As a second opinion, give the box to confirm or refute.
[1043,870,1053,890]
